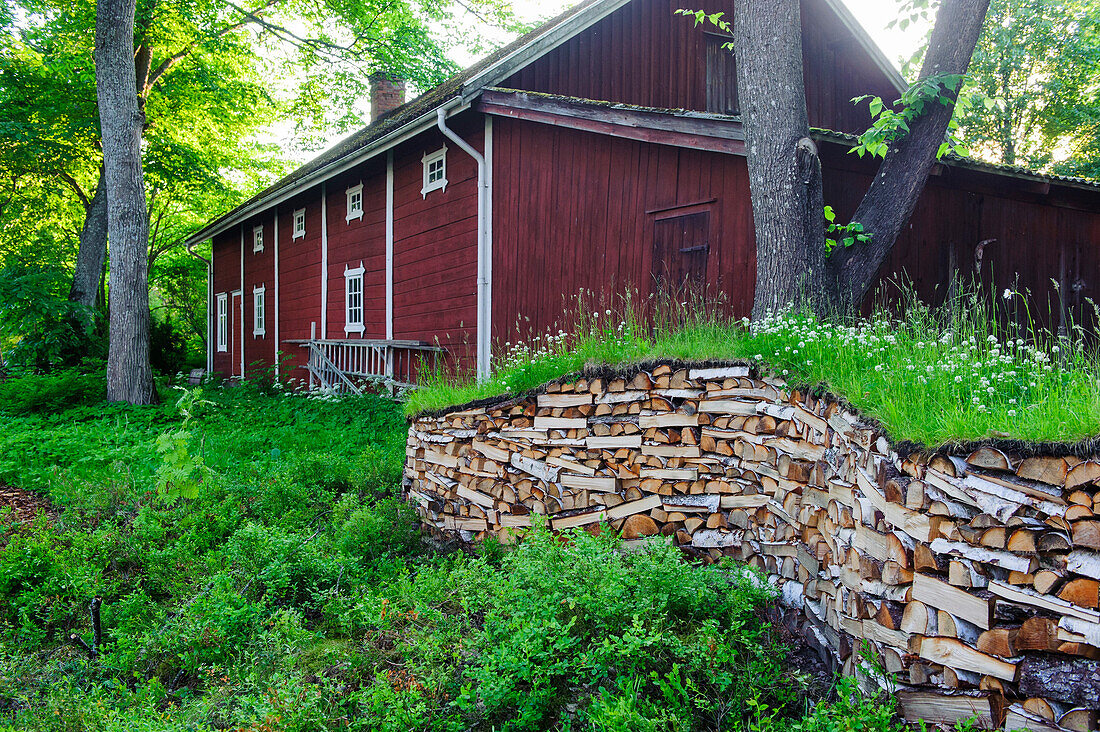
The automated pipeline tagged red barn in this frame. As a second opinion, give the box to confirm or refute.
[187,0,1100,387]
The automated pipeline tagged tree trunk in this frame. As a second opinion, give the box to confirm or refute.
[68,165,109,320]
[736,0,828,320]
[828,0,991,309]
[96,0,158,404]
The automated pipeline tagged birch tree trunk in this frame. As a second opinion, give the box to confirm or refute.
[828,0,991,309]
[95,0,157,404]
[736,0,828,320]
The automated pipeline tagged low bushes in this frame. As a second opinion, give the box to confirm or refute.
[0,385,907,731]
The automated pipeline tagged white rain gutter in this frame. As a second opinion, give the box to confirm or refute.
[436,107,491,381]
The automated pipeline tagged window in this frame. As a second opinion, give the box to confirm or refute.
[346,184,363,222]
[253,285,266,337]
[704,33,739,116]
[344,263,365,334]
[216,293,228,352]
[293,208,306,238]
[421,147,448,197]
[253,225,264,252]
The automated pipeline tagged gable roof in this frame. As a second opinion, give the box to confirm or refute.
[183,0,910,247]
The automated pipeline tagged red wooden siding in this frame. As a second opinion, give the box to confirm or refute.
[278,190,323,377]
[490,116,755,346]
[211,229,240,378]
[239,216,275,375]
[390,117,482,367]
[326,165,388,340]
[501,0,899,135]
[820,144,1100,331]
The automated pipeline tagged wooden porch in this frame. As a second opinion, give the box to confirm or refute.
[286,339,444,395]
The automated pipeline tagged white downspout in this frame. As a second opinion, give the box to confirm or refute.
[320,182,329,340]
[239,224,245,378]
[386,150,394,341]
[273,208,280,378]
[436,107,491,381]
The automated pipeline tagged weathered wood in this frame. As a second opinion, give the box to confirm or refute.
[1017,656,1100,708]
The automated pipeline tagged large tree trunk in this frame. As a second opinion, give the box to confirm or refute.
[96,0,158,404]
[828,0,991,309]
[68,165,108,319]
[736,0,828,319]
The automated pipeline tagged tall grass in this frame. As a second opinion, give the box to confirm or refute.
[406,287,1100,446]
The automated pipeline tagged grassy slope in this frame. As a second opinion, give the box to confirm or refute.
[408,309,1100,446]
[0,380,900,732]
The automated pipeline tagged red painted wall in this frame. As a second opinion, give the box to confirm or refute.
[277,189,324,379]
[241,215,276,376]
[325,163,388,340]
[211,229,240,378]
[490,116,1100,352]
[821,144,1100,332]
[490,117,756,346]
[502,0,900,135]
[390,117,481,370]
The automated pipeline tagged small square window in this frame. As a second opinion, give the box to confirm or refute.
[252,225,264,252]
[346,184,363,222]
[253,285,266,337]
[293,208,306,239]
[216,293,228,352]
[421,147,448,197]
[344,263,365,335]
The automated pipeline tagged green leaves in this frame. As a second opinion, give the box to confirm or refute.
[675,8,732,35]
[849,73,975,160]
[824,207,872,255]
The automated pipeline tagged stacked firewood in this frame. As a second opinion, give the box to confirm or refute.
[404,363,1100,731]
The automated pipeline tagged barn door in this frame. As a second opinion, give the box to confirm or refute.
[652,211,710,298]
[230,291,243,378]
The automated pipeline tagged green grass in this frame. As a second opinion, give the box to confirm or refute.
[0,379,906,731]
[408,292,1100,446]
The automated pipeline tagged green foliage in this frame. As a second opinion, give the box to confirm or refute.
[850,73,984,159]
[0,368,106,415]
[153,388,213,504]
[410,289,1100,445]
[958,0,1100,180]
[0,251,100,370]
[823,206,871,256]
[0,382,852,731]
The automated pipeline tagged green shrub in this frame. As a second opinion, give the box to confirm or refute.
[0,386,904,732]
[0,370,106,415]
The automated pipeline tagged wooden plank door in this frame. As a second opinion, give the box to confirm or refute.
[231,291,243,378]
[652,211,710,298]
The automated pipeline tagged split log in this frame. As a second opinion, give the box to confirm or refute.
[917,636,1017,680]
[1017,655,1100,708]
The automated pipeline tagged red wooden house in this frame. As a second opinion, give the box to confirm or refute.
[187,0,1100,388]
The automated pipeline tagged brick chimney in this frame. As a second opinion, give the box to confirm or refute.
[370,73,406,122]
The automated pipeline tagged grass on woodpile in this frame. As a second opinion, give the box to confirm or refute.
[406,287,1100,446]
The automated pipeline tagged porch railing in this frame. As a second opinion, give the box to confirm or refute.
[285,338,444,395]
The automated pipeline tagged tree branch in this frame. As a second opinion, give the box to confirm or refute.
[56,170,91,209]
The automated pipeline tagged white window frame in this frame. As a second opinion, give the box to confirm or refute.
[344,263,365,335]
[253,285,266,337]
[252,225,264,252]
[346,183,363,222]
[421,147,448,197]
[293,208,306,239]
[216,293,228,352]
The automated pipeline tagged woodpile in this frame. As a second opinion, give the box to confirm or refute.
[404,363,1100,730]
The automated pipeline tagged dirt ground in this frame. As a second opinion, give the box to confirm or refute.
[0,483,55,525]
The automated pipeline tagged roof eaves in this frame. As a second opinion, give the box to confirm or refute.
[822,0,908,96]
[811,127,1100,192]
